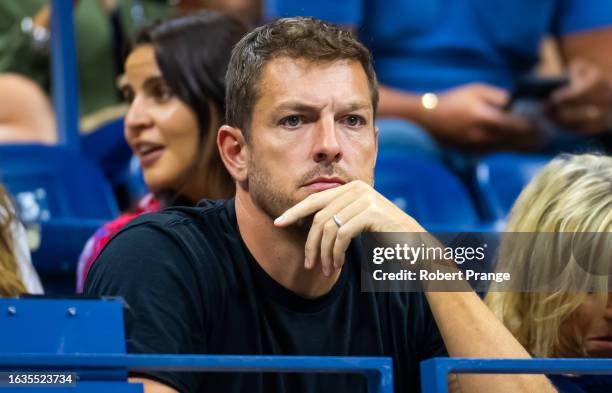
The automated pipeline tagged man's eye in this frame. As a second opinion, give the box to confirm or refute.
[343,115,365,128]
[280,115,303,128]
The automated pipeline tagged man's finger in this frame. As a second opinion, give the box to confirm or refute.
[320,217,340,277]
[330,200,370,270]
[317,198,368,274]
[332,210,371,271]
[303,189,358,269]
[274,183,349,226]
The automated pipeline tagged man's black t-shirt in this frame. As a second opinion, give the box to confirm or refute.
[85,199,447,393]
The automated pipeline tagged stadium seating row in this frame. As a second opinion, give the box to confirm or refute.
[2,298,611,393]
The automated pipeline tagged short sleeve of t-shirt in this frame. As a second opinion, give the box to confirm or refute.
[552,0,612,35]
[85,218,206,393]
[264,0,363,26]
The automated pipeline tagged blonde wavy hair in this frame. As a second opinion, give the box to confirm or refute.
[485,153,612,358]
[0,184,26,296]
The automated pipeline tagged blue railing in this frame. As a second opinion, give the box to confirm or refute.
[420,357,612,393]
[0,354,393,393]
[50,0,79,150]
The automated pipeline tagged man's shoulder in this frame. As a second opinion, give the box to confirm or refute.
[103,198,239,265]
[124,198,235,234]
[86,199,239,293]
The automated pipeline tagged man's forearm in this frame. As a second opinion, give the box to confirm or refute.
[425,291,557,393]
[129,377,179,393]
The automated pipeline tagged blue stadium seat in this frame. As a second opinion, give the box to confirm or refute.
[475,153,552,222]
[123,156,149,206]
[0,144,119,290]
[374,152,482,231]
[0,144,118,221]
[0,298,393,393]
[0,298,141,392]
[81,117,132,187]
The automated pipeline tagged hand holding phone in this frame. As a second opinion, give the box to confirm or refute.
[548,59,612,135]
[505,75,569,110]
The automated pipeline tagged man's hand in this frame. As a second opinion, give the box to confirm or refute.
[274,180,424,277]
[422,83,539,151]
[549,59,612,134]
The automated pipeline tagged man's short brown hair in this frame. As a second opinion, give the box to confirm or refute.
[225,17,379,137]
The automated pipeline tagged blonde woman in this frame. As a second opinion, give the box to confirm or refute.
[0,184,43,296]
[486,153,612,393]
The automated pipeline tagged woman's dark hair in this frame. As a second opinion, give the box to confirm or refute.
[132,11,248,202]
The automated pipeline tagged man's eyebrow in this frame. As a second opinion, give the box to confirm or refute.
[272,101,324,113]
[272,100,372,113]
[339,101,372,112]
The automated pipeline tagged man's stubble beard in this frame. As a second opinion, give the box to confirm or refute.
[247,154,359,234]
[248,154,313,234]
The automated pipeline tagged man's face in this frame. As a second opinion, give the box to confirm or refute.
[246,57,377,221]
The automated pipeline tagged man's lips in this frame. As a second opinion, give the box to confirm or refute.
[303,177,346,191]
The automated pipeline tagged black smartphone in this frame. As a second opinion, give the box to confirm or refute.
[505,75,569,110]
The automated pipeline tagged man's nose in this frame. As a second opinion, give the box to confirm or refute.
[312,116,342,163]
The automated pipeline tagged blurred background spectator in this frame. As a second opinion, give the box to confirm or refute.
[0,0,260,144]
[76,10,245,292]
[0,0,170,142]
[0,73,56,143]
[266,1,612,174]
[0,183,44,296]
[486,154,612,392]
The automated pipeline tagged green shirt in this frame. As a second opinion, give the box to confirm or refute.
[0,0,169,117]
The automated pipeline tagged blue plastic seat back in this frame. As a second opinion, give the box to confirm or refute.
[81,117,133,186]
[475,153,552,221]
[123,156,149,206]
[0,144,119,222]
[0,298,139,392]
[0,298,126,354]
[374,152,480,229]
[31,218,107,278]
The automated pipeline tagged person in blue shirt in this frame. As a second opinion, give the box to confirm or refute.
[266,1,612,165]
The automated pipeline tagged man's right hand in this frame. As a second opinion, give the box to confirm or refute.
[420,83,540,151]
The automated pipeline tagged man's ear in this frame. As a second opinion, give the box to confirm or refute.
[217,125,249,183]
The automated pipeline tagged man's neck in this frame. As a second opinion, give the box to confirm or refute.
[234,190,341,298]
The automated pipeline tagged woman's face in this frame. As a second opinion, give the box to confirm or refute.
[122,45,200,194]
[560,293,612,357]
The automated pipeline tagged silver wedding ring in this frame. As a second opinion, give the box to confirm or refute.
[332,214,343,228]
